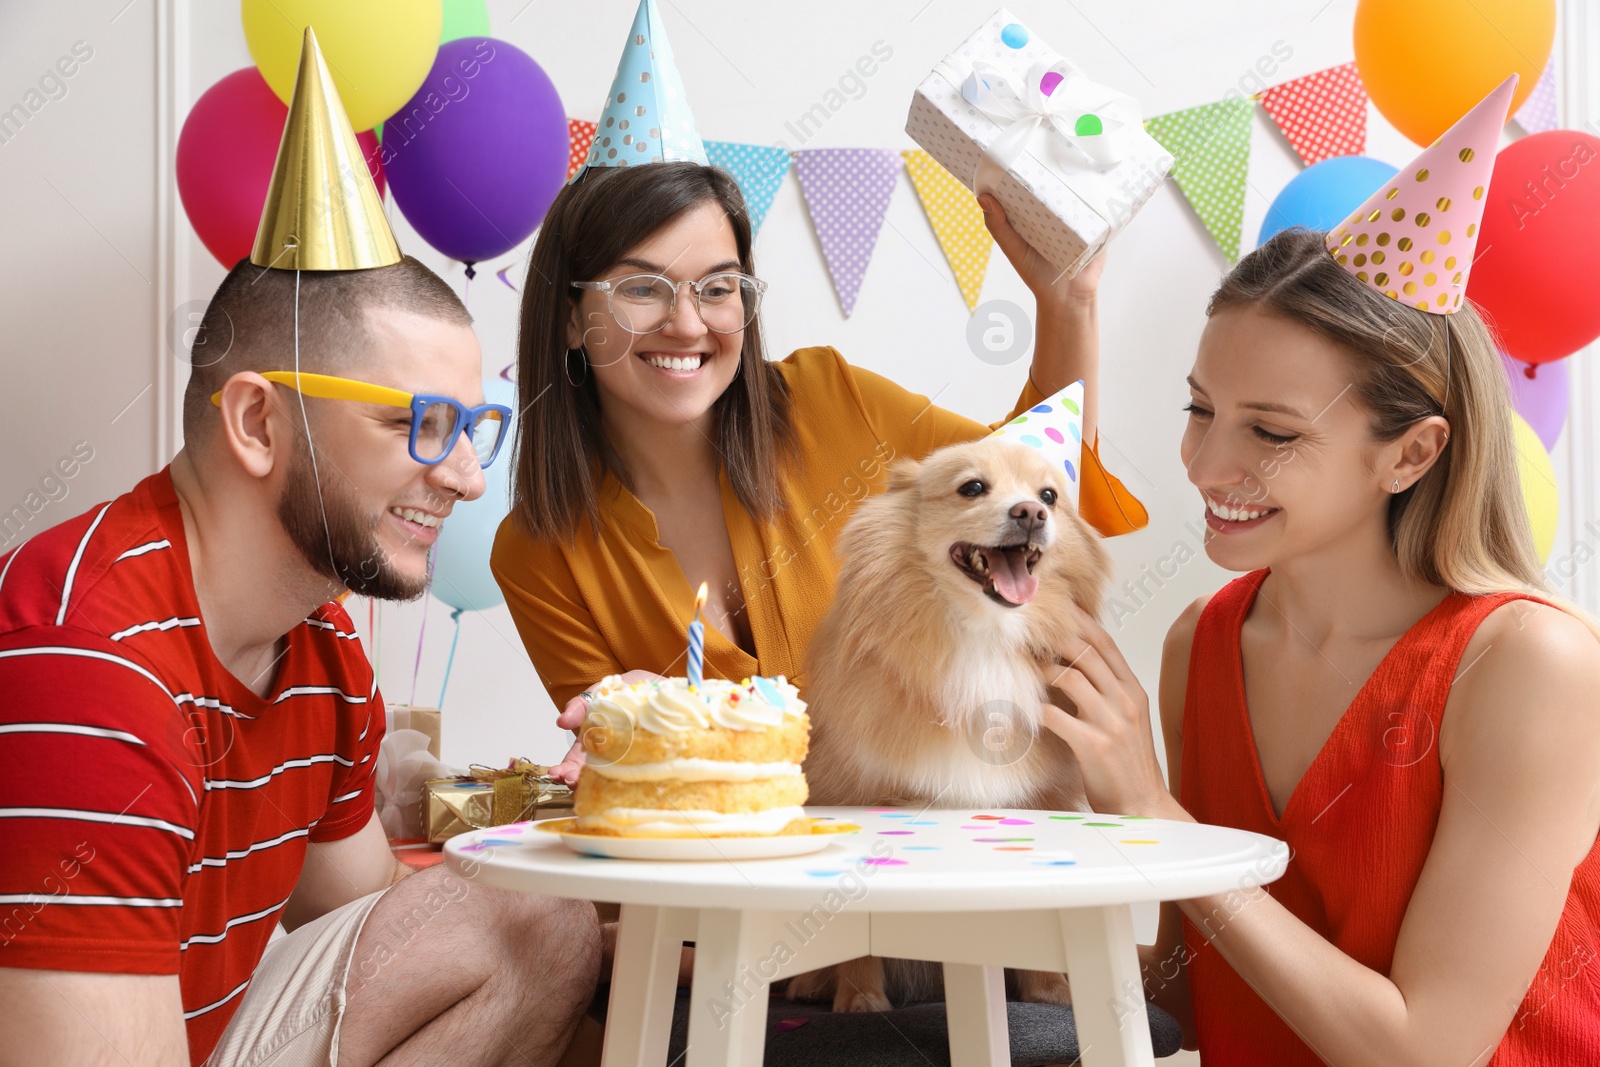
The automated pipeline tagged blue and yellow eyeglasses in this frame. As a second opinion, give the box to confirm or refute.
[211,371,512,468]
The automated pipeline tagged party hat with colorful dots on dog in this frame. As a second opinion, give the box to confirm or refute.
[1325,74,1515,314]
[572,0,707,183]
[988,379,1085,506]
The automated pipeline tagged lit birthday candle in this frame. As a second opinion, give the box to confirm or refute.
[687,582,708,691]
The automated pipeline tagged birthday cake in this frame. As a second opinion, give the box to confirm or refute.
[575,674,811,837]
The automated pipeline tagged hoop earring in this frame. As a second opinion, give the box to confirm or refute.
[564,347,588,388]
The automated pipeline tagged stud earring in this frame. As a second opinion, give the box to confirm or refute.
[1392,479,1401,493]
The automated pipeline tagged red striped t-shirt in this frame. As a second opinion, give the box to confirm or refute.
[0,468,384,1065]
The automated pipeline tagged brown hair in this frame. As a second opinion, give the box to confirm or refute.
[508,161,795,542]
[1208,228,1592,626]
[182,255,471,440]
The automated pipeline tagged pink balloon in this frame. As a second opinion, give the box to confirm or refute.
[1499,351,1569,451]
[177,68,384,268]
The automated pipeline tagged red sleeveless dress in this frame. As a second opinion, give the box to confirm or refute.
[1180,568,1600,1064]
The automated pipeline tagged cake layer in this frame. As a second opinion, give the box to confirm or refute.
[575,771,808,816]
[574,805,811,838]
[583,711,809,767]
[585,758,804,783]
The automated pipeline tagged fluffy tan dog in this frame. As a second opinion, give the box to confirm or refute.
[787,437,1111,1013]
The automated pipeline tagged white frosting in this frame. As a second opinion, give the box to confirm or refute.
[576,805,808,837]
[586,758,804,783]
[588,674,805,735]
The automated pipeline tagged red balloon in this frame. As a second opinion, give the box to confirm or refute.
[1467,130,1600,364]
[176,68,385,268]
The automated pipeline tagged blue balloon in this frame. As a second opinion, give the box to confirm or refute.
[429,374,516,613]
[1258,156,1399,247]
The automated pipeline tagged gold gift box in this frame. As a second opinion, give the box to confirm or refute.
[424,759,573,843]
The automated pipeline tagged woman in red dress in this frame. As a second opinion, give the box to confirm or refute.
[1036,225,1600,1065]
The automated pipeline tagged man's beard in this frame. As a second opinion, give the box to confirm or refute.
[276,439,429,602]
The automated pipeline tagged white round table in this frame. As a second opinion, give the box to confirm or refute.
[444,805,1287,1067]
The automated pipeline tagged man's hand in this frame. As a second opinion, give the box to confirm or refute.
[550,670,663,787]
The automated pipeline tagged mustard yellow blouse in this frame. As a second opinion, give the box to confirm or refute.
[490,346,1147,709]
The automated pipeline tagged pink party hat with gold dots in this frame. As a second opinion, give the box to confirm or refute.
[1326,74,1516,314]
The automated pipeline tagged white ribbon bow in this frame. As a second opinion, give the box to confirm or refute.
[938,56,1145,228]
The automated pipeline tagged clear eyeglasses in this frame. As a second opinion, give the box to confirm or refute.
[570,271,767,335]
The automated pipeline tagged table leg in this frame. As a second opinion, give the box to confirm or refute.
[685,909,774,1067]
[1058,904,1155,1067]
[942,962,1010,1067]
[601,904,695,1067]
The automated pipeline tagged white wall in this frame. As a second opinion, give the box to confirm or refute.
[4,1,1596,791]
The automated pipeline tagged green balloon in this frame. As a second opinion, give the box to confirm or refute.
[440,0,490,43]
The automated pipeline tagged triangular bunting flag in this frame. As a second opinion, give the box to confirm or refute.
[1146,98,1255,263]
[568,118,597,180]
[901,149,993,312]
[1513,57,1558,134]
[1257,62,1368,166]
[705,141,793,236]
[793,148,902,318]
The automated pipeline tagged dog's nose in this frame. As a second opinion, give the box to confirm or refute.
[1010,500,1047,532]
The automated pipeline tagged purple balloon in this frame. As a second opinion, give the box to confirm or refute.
[384,37,566,264]
[1500,351,1569,451]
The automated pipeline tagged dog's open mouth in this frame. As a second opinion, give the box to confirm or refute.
[949,541,1043,608]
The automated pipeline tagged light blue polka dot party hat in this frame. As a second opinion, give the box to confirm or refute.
[572,0,708,183]
[987,379,1086,507]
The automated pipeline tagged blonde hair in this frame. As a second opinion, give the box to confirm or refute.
[1209,228,1599,639]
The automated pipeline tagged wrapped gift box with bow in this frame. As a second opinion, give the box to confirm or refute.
[906,8,1174,278]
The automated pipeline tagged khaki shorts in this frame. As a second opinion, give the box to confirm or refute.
[206,889,386,1067]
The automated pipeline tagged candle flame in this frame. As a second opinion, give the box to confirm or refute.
[693,582,708,617]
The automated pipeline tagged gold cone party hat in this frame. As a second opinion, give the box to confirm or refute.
[1325,74,1516,315]
[250,26,401,270]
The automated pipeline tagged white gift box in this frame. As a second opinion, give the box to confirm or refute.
[906,8,1173,278]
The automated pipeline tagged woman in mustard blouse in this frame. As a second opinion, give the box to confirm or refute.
[489,161,1147,783]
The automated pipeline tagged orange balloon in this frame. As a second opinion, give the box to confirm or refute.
[1354,0,1553,147]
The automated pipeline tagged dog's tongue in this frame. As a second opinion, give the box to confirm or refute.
[985,547,1038,605]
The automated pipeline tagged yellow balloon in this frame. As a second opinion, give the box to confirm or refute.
[1511,411,1558,565]
[243,0,443,132]
[1354,0,1553,147]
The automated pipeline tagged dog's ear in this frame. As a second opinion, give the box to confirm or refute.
[885,457,922,494]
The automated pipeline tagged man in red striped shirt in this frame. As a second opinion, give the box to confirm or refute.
[0,254,601,1064]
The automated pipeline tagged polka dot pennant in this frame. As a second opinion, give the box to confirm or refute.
[567,119,597,180]
[575,0,707,182]
[901,149,993,311]
[1512,57,1558,135]
[1145,96,1255,263]
[706,141,793,237]
[793,148,903,318]
[1324,75,1515,315]
[987,380,1086,508]
[1257,62,1369,167]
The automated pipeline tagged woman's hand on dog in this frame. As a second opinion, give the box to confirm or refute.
[979,193,1105,312]
[549,670,665,787]
[1036,606,1179,819]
